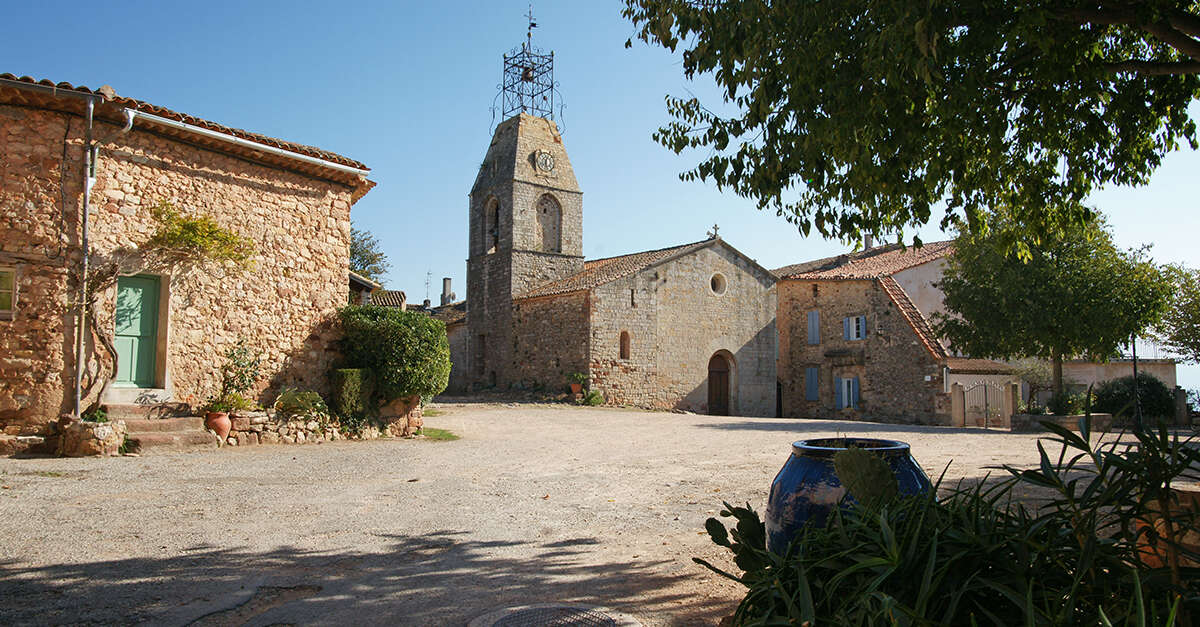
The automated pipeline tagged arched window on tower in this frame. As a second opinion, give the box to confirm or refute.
[485,197,500,254]
[619,331,631,360]
[534,193,562,253]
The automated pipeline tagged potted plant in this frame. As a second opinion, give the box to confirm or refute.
[203,394,234,440]
[203,392,252,440]
[567,372,588,395]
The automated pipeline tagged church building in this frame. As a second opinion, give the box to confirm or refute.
[463,112,777,416]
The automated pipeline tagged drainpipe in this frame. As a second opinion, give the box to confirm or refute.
[72,107,135,419]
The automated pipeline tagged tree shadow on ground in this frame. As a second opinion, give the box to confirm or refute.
[0,530,725,626]
[698,417,1016,436]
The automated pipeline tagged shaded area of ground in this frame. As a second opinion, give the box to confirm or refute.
[0,403,1078,625]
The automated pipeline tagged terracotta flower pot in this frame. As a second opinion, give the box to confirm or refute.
[569,383,582,395]
[1137,487,1200,569]
[205,411,232,440]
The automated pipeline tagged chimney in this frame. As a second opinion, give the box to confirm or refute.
[440,277,456,306]
[864,234,874,249]
[423,299,431,310]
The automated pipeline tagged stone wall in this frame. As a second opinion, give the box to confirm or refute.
[444,322,469,394]
[778,279,949,424]
[466,113,585,389]
[0,105,79,431]
[0,104,366,434]
[591,243,777,416]
[511,292,590,390]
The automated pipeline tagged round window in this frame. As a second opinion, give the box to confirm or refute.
[710,273,727,295]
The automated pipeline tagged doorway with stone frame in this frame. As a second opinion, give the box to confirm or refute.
[708,352,733,416]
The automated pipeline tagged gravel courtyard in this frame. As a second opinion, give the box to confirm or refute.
[1,402,1067,626]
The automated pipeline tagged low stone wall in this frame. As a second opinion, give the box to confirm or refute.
[1011,413,1113,433]
[220,401,424,447]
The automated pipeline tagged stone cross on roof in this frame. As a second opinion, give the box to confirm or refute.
[707,224,720,239]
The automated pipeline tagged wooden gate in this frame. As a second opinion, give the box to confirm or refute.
[708,354,730,416]
[964,380,1005,428]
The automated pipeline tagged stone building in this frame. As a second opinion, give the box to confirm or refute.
[464,113,777,415]
[775,242,1012,424]
[0,74,373,437]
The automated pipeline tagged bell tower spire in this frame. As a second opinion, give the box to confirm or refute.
[501,4,556,121]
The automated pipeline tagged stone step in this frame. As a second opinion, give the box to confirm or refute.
[102,403,190,421]
[125,430,219,454]
[122,417,207,433]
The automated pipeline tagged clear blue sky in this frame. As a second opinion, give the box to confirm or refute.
[5,1,1197,389]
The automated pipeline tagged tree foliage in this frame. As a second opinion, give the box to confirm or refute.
[338,305,450,403]
[623,1,1200,247]
[1153,265,1200,363]
[932,216,1171,395]
[1093,373,1178,418]
[349,223,391,284]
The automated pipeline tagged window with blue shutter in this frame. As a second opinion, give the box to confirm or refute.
[835,377,844,409]
[805,367,819,401]
[836,377,859,409]
[843,315,867,341]
[807,310,819,345]
[851,377,860,408]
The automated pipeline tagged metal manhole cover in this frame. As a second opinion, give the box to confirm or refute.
[469,604,642,627]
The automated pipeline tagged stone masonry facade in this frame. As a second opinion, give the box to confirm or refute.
[0,87,371,436]
[588,244,776,415]
[467,114,583,388]
[778,278,950,424]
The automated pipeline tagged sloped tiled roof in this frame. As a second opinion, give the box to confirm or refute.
[432,301,467,326]
[943,358,1015,374]
[0,74,369,170]
[518,239,712,299]
[777,240,954,280]
[878,276,948,361]
[372,290,407,308]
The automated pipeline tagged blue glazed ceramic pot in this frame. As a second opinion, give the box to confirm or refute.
[765,437,932,553]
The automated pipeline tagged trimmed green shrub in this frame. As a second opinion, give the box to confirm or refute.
[338,305,451,403]
[1047,391,1089,416]
[581,389,604,406]
[331,368,374,417]
[1092,373,1175,418]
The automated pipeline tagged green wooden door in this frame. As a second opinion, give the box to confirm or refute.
[114,275,159,388]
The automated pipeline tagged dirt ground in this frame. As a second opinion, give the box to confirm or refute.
[0,402,1075,626]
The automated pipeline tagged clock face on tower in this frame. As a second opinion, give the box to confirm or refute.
[534,150,555,173]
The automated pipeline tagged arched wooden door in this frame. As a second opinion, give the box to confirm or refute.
[708,353,731,416]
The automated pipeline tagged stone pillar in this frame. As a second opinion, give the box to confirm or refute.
[1001,382,1019,428]
[951,383,965,428]
[1176,387,1190,427]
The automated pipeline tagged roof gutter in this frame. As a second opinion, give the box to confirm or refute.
[0,77,104,102]
[125,109,371,177]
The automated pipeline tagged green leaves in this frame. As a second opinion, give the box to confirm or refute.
[834,447,900,510]
[932,214,1173,394]
[349,224,391,284]
[338,305,451,403]
[697,418,1200,625]
[623,0,1200,244]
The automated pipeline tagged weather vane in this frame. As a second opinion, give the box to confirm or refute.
[499,3,556,120]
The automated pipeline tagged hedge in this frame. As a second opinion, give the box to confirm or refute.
[338,305,450,403]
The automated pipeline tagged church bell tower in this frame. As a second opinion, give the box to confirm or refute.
[466,10,584,388]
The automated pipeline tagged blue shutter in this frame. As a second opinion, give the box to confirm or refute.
[835,377,844,409]
[851,377,861,408]
[805,367,819,401]
[807,310,820,345]
[843,317,850,340]
[858,315,867,338]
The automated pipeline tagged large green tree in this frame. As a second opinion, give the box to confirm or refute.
[1152,265,1200,363]
[349,223,391,284]
[623,1,1200,247]
[932,216,1171,397]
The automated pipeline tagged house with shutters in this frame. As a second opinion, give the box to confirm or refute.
[774,241,1014,424]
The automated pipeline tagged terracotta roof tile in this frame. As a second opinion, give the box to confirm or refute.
[878,276,948,361]
[371,290,407,308]
[777,240,953,280]
[432,301,466,326]
[0,73,368,170]
[518,239,712,299]
[943,358,1015,374]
